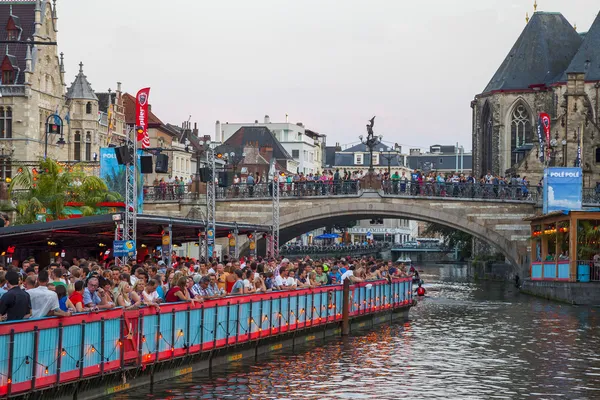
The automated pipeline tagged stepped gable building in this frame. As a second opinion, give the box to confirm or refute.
[472,11,600,186]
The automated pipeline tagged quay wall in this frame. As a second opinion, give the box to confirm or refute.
[520,280,600,305]
[0,279,413,400]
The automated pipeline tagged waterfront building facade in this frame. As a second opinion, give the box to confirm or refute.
[216,116,326,175]
[406,144,472,174]
[472,11,600,186]
[328,142,409,175]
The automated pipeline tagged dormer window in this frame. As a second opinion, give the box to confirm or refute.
[2,70,13,85]
[6,16,21,42]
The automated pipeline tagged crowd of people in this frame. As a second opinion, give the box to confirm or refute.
[0,254,416,322]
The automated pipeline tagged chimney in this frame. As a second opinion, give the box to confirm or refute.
[193,122,198,137]
[148,104,152,112]
[296,122,304,127]
[335,142,341,151]
[264,115,270,124]
[259,146,274,162]
[117,82,122,93]
[215,120,222,142]
[255,120,259,124]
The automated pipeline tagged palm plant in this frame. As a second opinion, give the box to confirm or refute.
[8,159,122,224]
[576,220,600,260]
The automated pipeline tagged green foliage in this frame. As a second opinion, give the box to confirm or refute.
[577,221,600,260]
[423,222,473,259]
[8,158,122,225]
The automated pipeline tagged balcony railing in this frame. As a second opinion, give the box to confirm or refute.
[0,85,26,97]
[216,181,362,200]
[143,185,200,201]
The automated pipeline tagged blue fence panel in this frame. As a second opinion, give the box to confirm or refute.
[83,321,103,369]
[188,308,202,347]
[37,327,59,378]
[238,301,251,337]
[158,313,174,352]
[0,333,8,386]
[543,263,557,279]
[142,315,158,355]
[216,304,229,344]
[250,301,261,334]
[104,318,121,364]
[174,310,188,350]
[227,303,239,339]
[271,298,281,330]
[12,331,34,385]
[289,295,298,325]
[202,307,216,345]
[558,263,570,280]
[280,297,290,327]
[60,324,82,375]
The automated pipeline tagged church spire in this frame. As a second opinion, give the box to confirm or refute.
[66,61,98,101]
[526,12,529,24]
[534,0,537,12]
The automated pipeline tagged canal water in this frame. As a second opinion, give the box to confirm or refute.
[121,264,600,399]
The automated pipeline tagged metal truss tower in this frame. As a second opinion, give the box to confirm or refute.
[271,170,280,259]
[116,126,137,266]
[205,147,216,260]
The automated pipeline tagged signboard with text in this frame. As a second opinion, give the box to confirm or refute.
[113,240,136,257]
[543,167,582,214]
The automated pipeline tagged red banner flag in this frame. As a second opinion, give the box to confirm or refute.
[135,88,151,149]
[540,112,551,147]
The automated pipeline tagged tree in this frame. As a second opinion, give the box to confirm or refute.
[9,158,122,225]
[423,222,473,259]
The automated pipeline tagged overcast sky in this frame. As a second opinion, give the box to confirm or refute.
[58,0,597,151]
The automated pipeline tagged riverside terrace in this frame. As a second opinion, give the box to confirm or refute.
[0,278,413,399]
[0,214,269,261]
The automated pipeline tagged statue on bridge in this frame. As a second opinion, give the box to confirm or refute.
[367,116,376,137]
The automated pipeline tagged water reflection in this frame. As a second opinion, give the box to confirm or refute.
[122,264,600,399]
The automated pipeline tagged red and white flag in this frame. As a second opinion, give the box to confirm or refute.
[136,88,151,149]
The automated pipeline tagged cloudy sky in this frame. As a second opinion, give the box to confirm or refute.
[58,0,597,151]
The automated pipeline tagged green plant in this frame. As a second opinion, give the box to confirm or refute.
[8,158,122,225]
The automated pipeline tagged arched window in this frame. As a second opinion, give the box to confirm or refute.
[74,131,81,161]
[510,103,533,166]
[86,102,92,114]
[0,107,12,139]
[596,147,600,164]
[480,102,493,174]
[85,132,91,161]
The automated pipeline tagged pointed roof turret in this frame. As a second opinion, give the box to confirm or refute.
[482,12,582,94]
[560,13,600,82]
[66,62,98,101]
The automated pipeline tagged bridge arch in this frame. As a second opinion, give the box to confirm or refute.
[275,200,524,267]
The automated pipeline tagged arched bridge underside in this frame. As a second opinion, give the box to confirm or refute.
[214,193,537,268]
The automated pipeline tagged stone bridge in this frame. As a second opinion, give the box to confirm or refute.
[144,191,537,269]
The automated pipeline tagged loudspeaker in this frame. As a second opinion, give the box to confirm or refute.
[218,171,230,187]
[199,167,208,182]
[115,146,131,165]
[140,156,153,174]
[155,154,169,173]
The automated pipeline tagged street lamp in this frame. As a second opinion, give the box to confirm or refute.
[358,117,382,175]
[225,151,245,176]
[379,149,395,175]
[0,144,15,181]
[44,113,65,159]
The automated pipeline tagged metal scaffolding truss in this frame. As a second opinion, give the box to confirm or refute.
[115,126,137,265]
[271,170,280,259]
[205,147,216,260]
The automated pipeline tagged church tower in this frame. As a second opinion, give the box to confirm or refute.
[66,62,99,163]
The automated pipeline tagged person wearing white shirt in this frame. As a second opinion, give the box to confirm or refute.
[27,271,71,318]
[341,266,363,283]
[274,268,296,290]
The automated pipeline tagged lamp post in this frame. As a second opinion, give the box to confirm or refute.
[359,116,382,175]
[44,114,66,159]
[223,151,245,176]
[379,150,395,175]
[0,144,15,181]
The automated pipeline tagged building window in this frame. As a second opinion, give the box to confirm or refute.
[481,101,493,173]
[86,102,92,114]
[354,153,363,165]
[7,29,18,41]
[85,132,91,161]
[510,103,533,166]
[74,131,81,161]
[0,107,12,139]
[292,149,300,159]
[439,158,443,164]
[372,153,379,165]
[2,69,13,85]
[596,147,600,163]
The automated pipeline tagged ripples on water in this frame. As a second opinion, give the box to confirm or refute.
[123,266,600,399]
